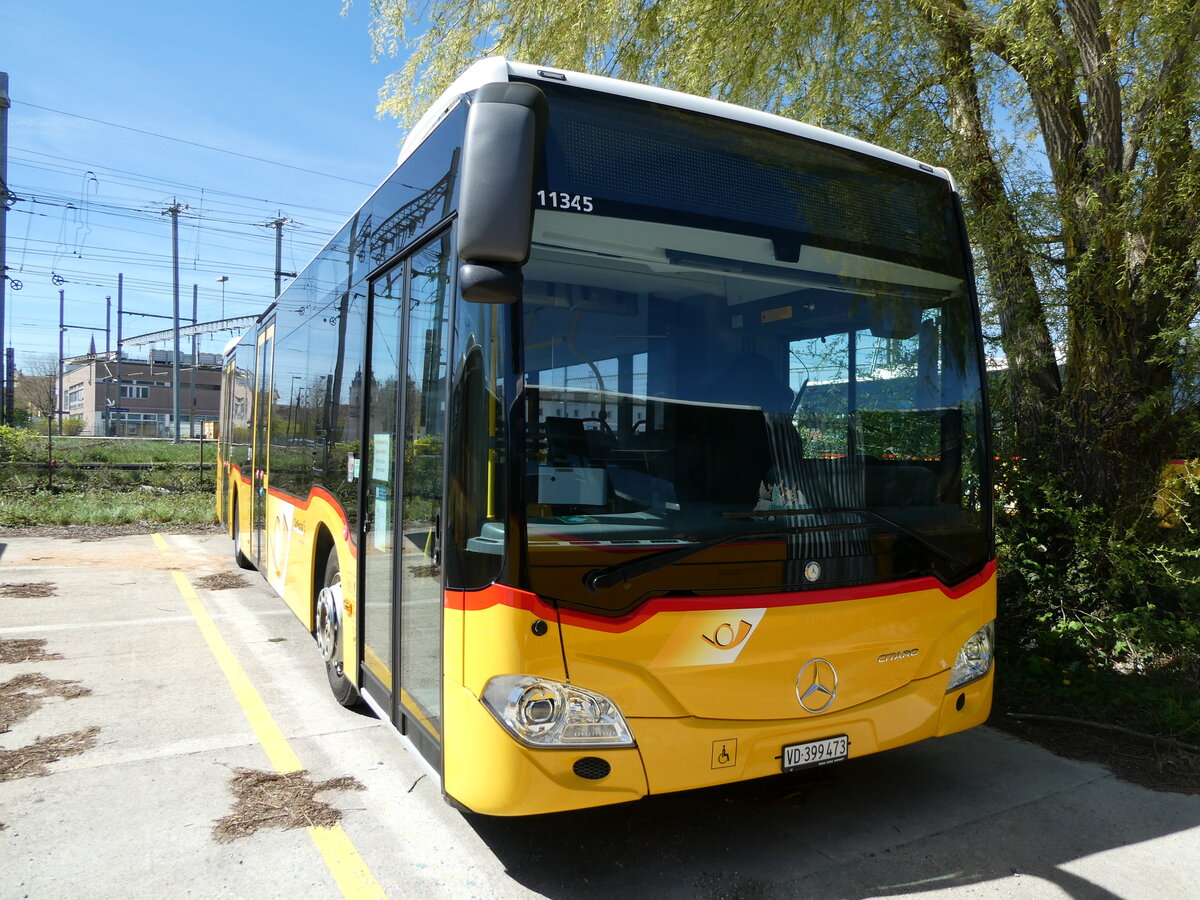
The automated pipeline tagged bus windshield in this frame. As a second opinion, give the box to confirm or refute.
[516,86,989,615]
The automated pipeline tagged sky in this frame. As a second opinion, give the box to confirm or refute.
[2,0,413,369]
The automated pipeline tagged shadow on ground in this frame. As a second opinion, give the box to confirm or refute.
[466,728,1200,900]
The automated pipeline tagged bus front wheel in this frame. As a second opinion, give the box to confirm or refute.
[316,547,361,708]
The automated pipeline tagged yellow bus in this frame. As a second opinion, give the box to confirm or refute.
[217,58,995,816]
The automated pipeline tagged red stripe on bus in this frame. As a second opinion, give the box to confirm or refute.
[226,471,359,561]
[447,559,997,634]
[224,460,252,485]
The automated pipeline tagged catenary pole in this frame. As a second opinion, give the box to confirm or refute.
[268,214,295,297]
[190,284,197,437]
[115,274,123,436]
[165,200,185,442]
[0,73,10,425]
[104,295,111,432]
[57,289,64,435]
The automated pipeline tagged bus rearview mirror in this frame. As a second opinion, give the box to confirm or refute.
[458,82,547,304]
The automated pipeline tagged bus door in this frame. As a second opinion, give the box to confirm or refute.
[360,233,452,769]
[252,320,276,565]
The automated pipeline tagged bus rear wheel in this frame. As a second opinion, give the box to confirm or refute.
[315,546,360,708]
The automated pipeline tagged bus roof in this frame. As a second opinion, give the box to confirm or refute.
[221,301,275,359]
[398,57,954,188]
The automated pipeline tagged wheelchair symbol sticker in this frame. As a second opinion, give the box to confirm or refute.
[711,739,737,769]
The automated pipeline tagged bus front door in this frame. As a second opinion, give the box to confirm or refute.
[360,233,451,772]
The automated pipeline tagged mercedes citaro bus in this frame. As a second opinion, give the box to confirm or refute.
[217,58,995,816]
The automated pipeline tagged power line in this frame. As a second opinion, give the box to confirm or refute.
[9,202,332,257]
[12,259,348,308]
[15,100,377,188]
[11,148,356,221]
[13,212,330,256]
[10,187,340,235]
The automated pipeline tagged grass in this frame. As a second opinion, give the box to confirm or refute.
[0,489,218,527]
[1,428,219,528]
[3,432,217,464]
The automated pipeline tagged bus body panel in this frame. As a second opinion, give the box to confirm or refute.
[263,486,358,631]
[221,477,361,672]
[444,594,466,694]
[629,667,993,798]
[440,571,993,814]
[557,567,996,721]
[450,587,569,696]
[229,463,253,560]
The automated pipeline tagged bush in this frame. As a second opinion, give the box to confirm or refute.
[995,459,1200,673]
[0,425,39,463]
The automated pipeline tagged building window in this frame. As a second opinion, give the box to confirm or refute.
[120,385,151,399]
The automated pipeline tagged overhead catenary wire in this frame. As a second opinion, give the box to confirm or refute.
[14,101,378,188]
[10,147,358,219]
[5,103,382,362]
[14,222,330,260]
[9,192,339,242]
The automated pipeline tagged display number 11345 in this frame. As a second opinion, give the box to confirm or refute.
[537,191,594,212]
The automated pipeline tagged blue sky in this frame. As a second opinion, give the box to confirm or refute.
[2,0,412,367]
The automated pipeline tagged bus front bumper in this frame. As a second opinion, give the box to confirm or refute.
[442,667,992,816]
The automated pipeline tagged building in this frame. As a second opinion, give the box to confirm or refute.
[61,350,223,438]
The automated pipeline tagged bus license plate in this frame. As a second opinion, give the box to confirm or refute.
[782,735,849,772]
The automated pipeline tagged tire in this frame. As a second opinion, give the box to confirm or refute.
[315,546,361,708]
[231,495,255,570]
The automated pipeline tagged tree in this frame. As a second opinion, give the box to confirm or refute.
[359,0,1200,522]
[14,354,60,434]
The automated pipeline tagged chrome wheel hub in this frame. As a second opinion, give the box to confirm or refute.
[316,581,341,664]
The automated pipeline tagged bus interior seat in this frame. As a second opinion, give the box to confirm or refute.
[670,404,772,508]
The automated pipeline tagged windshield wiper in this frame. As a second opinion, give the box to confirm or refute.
[723,506,970,568]
[583,507,970,593]
[582,521,868,593]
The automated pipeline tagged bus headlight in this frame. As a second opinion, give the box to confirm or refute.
[947,622,994,691]
[482,675,636,748]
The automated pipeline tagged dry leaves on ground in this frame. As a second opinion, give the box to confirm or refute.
[212,767,365,843]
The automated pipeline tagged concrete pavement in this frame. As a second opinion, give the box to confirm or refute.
[0,531,1197,899]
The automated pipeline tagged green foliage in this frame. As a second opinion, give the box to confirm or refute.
[999,651,1200,742]
[995,453,1200,745]
[403,435,444,525]
[996,457,1200,672]
[0,425,39,463]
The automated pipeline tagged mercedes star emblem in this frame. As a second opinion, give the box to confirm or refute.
[796,657,839,713]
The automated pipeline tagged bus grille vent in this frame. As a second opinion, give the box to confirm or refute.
[572,757,611,780]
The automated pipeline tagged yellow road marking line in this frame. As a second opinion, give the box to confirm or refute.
[153,533,385,899]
